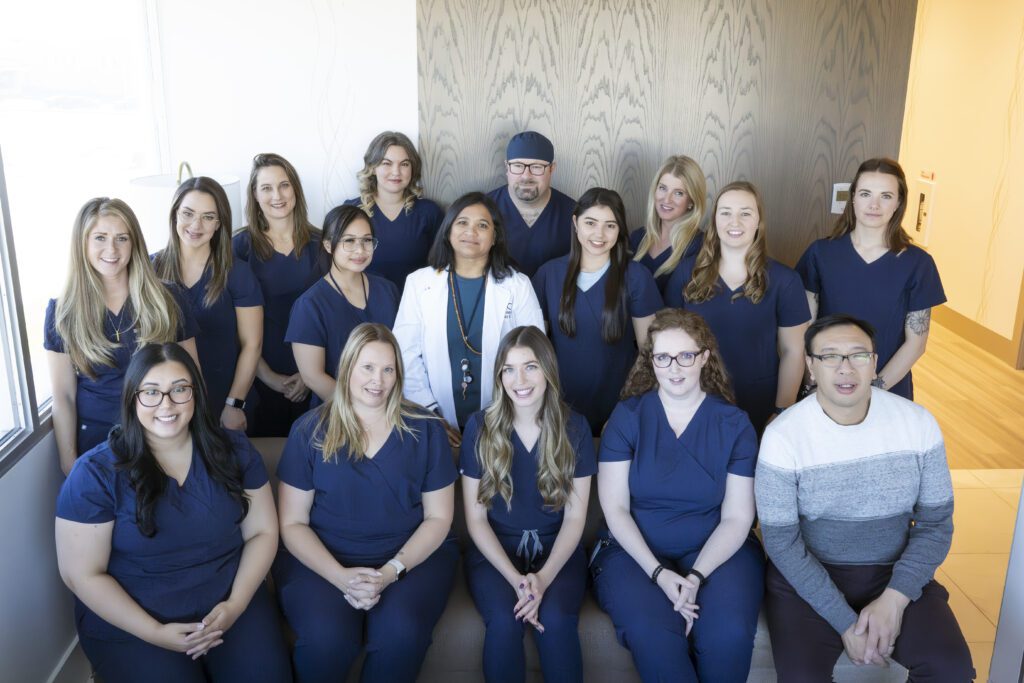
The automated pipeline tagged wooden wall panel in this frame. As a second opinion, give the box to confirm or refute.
[417,0,917,266]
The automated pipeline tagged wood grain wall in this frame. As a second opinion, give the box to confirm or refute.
[417,0,917,265]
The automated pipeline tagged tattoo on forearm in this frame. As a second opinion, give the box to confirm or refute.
[906,309,931,336]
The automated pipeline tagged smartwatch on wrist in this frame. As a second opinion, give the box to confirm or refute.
[387,558,407,580]
[225,397,246,410]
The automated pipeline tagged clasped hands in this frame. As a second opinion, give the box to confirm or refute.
[335,565,398,610]
[842,588,910,667]
[511,572,546,633]
[150,597,244,660]
[656,568,701,635]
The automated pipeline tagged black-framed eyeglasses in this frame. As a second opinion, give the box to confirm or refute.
[652,350,704,368]
[135,385,194,407]
[339,236,379,252]
[808,352,876,368]
[507,161,551,176]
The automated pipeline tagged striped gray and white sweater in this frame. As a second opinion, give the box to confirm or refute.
[755,388,954,634]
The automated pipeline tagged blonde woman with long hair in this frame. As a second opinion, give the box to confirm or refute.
[664,181,810,433]
[45,197,199,475]
[459,326,595,682]
[630,155,708,291]
[275,323,458,682]
[592,309,763,682]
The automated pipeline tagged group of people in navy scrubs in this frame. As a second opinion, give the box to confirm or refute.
[48,124,947,683]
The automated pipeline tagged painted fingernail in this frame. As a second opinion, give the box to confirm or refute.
[528,594,534,600]
[519,582,525,589]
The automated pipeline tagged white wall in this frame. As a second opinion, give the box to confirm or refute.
[154,0,420,227]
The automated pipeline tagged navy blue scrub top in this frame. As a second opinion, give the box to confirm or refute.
[43,285,200,430]
[55,429,267,639]
[232,231,328,375]
[629,228,703,295]
[532,256,663,434]
[599,392,757,558]
[458,410,597,538]
[796,234,946,399]
[277,411,457,566]
[177,259,264,412]
[664,257,810,430]
[486,186,576,277]
[342,197,443,292]
[284,274,400,409]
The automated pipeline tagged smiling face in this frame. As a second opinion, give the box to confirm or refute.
[500,345,548,415]
[507,158,554,203]
[135,360,195,443]
[651,328,708,402]
[852,171,901,232]
[175,190,219,250]
[254,165,296,221]
[806,324,877,420]
[348,340,398,411]
[449,203,496,265]
[715,189,760,250]
[327,216,375,274]
[374,144,413,197]
[86,215,133,281]
[573,204,620,263]
[654,173,692,224]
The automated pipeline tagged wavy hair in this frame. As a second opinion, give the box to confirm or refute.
[685,181,768,305]
[427,192,516,281]
[242,153,316,262]
[559,188,630,343]
[356,131,424,216]
[110,343,247,537]
[830,157,912,253]
[315,323,429,461]
[154,177,233,308]
[632,155,708,278]
[55,198,181,377]
[621,308,735,403]
[476,327,576,511]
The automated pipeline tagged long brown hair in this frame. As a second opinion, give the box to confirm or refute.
[830,157,912,252]
[55,198,181,377]
[356,131,424,216]
[154,177,233,308]
[632,155,707,278]
[684,181,768,304]
[242,153,316,262]
[475,327,576,511]
[620,309,734,403]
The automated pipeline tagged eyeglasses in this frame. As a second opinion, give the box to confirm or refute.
[652,350,704,368]
[507,161,551,176]
[177,209,219,228]
[808,352,876,368]
[135,385,194,407]
[339,236,379,252]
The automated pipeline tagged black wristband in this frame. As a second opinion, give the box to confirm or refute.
[650,564,665,584]
[225,397,246,410]
[688,568,707,586]
[773,405,785,416]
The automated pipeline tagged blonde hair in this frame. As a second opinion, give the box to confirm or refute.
[633,155,707,278]
[475,327,576,511]
[684,181,768,305]
[314,323,427,461]
[242,153,317,262]
[356,131,424,217]
[621,309,735,404]
[55,198,181,378]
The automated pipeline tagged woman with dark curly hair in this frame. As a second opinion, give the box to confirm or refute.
[591,308,764,683]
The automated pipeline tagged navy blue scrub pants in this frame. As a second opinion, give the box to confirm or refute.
[77,417,113,456]
[78,584,291,683]
[275,540,459,683]
[592,534,765,683]
[249,379,310,438]
[465,537,587,683]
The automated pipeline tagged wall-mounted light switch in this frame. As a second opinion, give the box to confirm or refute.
[914,178,935,247]
[831,183,851,214]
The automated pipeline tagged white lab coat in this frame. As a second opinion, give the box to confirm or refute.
[393,266,544,426]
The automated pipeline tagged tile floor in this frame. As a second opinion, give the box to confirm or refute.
[945,469,1022,682]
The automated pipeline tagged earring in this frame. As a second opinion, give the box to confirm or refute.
[687,204,694,211]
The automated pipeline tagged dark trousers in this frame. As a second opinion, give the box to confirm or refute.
[248,379,310,438]
[765,561,975,682]
[274,540,458,683]
[465,540,587,683]
[592,535,765,683]
[79,584,291,683]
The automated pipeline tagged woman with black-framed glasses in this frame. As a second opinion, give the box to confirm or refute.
[592,308,764,682]
[286,205,400,406]
[55,342,290,683]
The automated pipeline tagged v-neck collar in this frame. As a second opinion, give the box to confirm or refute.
[845,232,891,266]
[656,392,708,441]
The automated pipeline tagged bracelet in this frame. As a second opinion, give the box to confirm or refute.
[650,564,666,584]
[773,405,785,416]
[687,568,707,586]
[225,397,246,410]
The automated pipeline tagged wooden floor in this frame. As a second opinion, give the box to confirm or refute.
[915,321,1024,469]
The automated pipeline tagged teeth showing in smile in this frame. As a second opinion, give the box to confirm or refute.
[155,415,178,423]
[365,388,383,397]
[513,388,533,397]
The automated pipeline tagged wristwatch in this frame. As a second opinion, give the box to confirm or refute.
[387,558,407,580]
[225,397,246,410]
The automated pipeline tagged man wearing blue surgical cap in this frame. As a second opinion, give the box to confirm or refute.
[486,131,577,277]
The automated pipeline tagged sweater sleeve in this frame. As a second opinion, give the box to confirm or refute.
[755,430,858,634]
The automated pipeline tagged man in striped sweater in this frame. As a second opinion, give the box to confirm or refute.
[755,314,974,681]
